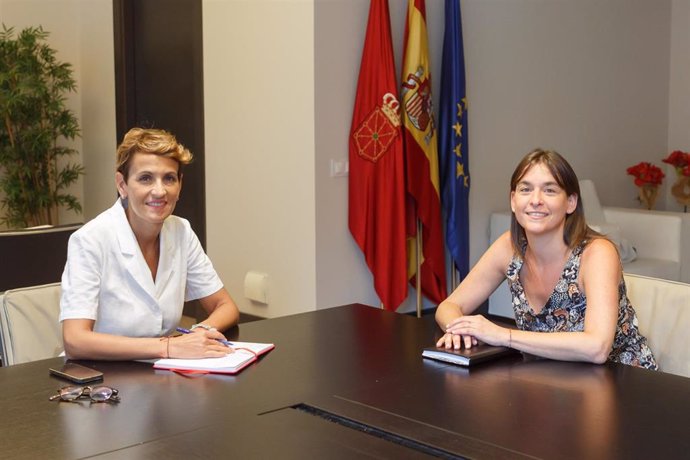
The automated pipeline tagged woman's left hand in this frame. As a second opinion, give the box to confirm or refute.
[444,315,510,347]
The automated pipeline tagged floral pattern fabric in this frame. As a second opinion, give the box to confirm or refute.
[506,241,658,370]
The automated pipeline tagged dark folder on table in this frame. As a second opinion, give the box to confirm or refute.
[422,344,516,367]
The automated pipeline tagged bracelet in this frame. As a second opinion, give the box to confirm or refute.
[190,323,216,332]
[159,336,171,358]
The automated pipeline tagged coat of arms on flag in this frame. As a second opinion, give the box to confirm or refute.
[353,93,401,163]
[401,66,434,136]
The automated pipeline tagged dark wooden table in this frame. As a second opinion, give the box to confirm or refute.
[1,304,688,459]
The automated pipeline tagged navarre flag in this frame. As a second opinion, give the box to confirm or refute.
[349,0,408,311]
[439,0,470,281]
[401,0,447,303]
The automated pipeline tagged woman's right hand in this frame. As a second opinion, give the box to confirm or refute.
[435,329,478,350]
[167,331,232,358]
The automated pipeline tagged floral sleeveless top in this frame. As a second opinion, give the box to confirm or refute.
[506,241,658,370]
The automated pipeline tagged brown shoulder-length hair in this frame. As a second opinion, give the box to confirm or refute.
[116,127,193,180]
[510,148,601,255]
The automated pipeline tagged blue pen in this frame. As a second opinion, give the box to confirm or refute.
[176,327,234,347]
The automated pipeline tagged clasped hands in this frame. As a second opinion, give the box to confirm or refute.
[437,314,509,350]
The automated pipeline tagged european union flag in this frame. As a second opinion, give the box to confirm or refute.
[438,0,470,281]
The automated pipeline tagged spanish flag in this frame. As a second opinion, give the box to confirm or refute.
[349,0,408,311]
[401,0,447,303]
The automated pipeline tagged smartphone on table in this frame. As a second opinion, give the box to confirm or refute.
[49,362,104,384]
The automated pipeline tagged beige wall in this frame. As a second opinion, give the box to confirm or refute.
[2,0,684,317]
[667,0,690,211]
[203,0,317,318]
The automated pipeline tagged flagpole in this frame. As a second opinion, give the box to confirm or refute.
[416,219,423,318]
[451,265,458,290]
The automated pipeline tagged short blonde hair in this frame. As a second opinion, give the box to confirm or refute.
[116,128,193,179]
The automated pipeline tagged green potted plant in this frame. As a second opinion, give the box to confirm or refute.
[0,25,84,229]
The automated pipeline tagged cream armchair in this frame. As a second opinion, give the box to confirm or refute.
[0,283,63,366]
[623,273,689,378]
[488,180,683,319]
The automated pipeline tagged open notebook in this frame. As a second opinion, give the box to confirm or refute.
[153,341,274,375]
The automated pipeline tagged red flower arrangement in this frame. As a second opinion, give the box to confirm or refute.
[662,150,690,177]
[626,162,665,187]
[664,150,690,209]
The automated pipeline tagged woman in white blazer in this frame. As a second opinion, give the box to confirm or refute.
[60,128,239,360]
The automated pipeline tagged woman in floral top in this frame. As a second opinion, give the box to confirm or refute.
[435,149,657,369]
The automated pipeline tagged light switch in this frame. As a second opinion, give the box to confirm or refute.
[330,159,349,177]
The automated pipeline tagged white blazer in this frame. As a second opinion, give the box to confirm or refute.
[59,200,223,337]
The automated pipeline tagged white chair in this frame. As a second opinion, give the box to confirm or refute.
[623,273,690,378]
[0,283,63,366]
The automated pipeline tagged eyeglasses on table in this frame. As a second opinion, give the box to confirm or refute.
[49,385,121,403]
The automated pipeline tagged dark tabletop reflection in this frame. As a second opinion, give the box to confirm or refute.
[439,358,619,460]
